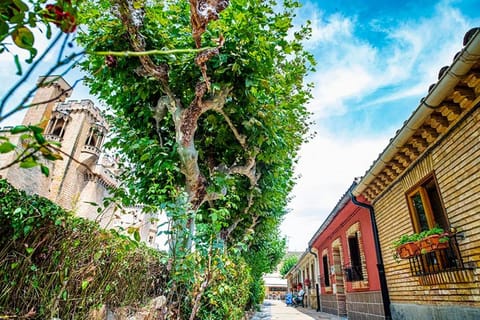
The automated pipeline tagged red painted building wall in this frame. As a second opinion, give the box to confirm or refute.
[311,196,380,292]
[309,191,385,319]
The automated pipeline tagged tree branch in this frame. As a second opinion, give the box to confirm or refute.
[228,150,260,186]
[91,47,215,57]
[215,108,246,149]
[114,0,170,90]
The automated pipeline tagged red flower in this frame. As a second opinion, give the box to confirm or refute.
[43,4,77,33]
[44,4,64,22]
[59,11,76,33]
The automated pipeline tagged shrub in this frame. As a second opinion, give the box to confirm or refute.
[196,256,253,320]
[0,179,166,319]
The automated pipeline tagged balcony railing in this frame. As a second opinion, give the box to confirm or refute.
[82,144,101,156]
[44,134,62,142]
[407,236,465,276]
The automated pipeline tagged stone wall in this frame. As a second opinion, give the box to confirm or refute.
[320,294,338,315]
[391,303,480,320]
[346,291,385,320]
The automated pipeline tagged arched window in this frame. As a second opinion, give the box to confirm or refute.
[347,232,364,281]
[47,117,68,138]
[85,126,104,148]
[346,223,367,285]
[85,133,97,147]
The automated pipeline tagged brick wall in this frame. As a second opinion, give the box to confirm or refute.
[374,105,480,311]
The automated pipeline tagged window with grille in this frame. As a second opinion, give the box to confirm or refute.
[406,174,464,275]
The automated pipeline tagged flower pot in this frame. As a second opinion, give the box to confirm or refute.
[396,241,420,259]
[418,234,449,253]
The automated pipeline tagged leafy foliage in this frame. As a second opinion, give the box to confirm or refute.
[0,124,64,176]
[196,256,253,320]
[0,179,166,319]
[0,0,79,64]
[280,255,298,277]
[77,0,314,318]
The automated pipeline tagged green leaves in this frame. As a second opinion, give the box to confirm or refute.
[1,0,38,62]
[2,125,63,176]
[81,280,89,290]
[40,164,49,176]
[19,157,37,168]
[12,26,34,49]
[127,226,141,242]
[77,0,313,317]
[0,141,15,153]
[10,125,29,134]
[280,255,298,277]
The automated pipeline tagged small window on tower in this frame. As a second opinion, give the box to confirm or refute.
[85,127,99,147]
[49,118,67,138]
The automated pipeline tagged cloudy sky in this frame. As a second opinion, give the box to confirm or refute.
[1,1,479,251]
[282,0,480,251]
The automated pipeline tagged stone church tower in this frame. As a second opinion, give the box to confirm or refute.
[0,76,159,247]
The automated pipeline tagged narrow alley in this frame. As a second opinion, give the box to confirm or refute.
[249,300,345,320]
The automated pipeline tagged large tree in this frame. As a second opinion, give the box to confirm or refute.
[77,0,314,318]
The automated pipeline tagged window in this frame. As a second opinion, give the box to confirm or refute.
[348,232,364,281]
[85,126,104,148]
[310,262,315,287]
[406,175,448,232]
[47,118,68,138]
[406,174,463,275]
[322,254,330,287]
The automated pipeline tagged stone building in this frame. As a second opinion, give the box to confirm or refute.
[351,28,480,319]
[0,76,158,247]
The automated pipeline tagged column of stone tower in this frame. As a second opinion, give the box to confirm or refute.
[0,76,72,196]
[48,99,108,212]
[21,76,72,128]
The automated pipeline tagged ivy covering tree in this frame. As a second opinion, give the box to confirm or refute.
[77,0,314,318]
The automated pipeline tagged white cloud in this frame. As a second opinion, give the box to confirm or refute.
[282,129,392,250]
[300,0,476,121]
[306,12,354,46]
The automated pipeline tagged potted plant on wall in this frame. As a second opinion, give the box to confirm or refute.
[393,233,421,260]
[417,226,451,254]
[393,227,452,261]
[304,278,311,288]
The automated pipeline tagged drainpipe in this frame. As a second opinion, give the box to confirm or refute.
[350,192,392,320]
[308,246,321,312]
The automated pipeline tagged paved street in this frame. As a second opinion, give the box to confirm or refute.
[250,300,345,320]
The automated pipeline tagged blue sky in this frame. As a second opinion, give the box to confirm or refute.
[282,0,480,250]
[1,0,479,251]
